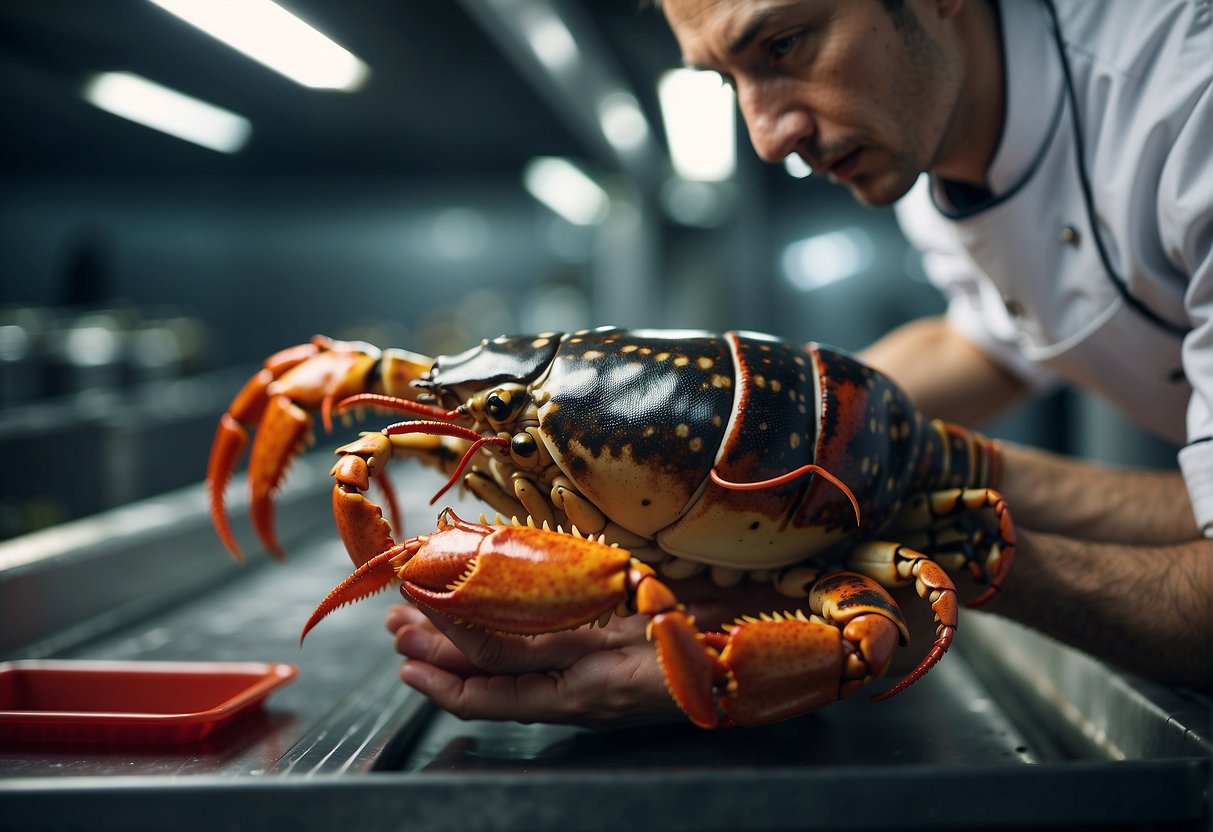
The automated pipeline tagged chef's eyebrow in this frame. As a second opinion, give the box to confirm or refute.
[681,4,801,72]
[728,5,798,55]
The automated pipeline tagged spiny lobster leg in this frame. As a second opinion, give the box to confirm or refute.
[842,542,959,700]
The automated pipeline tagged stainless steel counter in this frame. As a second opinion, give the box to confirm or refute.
[0,462,1209,831]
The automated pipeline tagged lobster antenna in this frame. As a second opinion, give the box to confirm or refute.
[428,436,510,504]
[710,465,861,526]
[336,392,462,422]
[382,420,509,505]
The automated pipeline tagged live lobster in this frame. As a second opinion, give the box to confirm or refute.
[207,327,1015,727]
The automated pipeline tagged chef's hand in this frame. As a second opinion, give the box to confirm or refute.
[385,603,679,730]
[384,575,806,730]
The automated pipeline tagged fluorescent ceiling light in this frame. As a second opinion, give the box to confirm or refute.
[658,68,735,181]
[598,91,649,153]
[523,157,609,226]
[781,228,874,291]
[518,4,578,73]
[84,71,251,153]
[147,0,369,91]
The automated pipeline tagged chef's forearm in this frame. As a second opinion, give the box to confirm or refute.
[997,442,1199,544]
[987,528,1212,690]
[859,316,1028,426]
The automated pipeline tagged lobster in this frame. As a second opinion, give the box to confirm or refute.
[207,328,1015,728]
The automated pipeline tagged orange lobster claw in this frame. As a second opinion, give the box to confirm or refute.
[330,434,398,568]
[398,520,632,634]
[301,543,409,643]
[300,510,636,641]
[638,573,721,728]
[716,616,851,725]
[206,337,380,561]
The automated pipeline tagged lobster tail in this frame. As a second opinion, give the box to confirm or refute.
[912,419,1002,492]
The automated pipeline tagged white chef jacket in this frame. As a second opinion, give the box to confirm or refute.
[895,0,1213,534]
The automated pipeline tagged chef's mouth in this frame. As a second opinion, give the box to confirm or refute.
[825,147,863,181]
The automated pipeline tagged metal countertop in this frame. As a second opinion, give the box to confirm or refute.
[0,464,1208,831]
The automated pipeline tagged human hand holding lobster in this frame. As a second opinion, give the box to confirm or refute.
[384,568,964,729]
[385,574,825,729]
[385,602,677,729]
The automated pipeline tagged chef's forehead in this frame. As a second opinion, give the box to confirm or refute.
[662,1,814,64]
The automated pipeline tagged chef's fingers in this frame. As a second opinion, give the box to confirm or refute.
[399,643,682,729]
[386,603,648,676]
[388,605,483,676]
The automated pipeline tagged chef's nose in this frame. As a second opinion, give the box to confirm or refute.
[736,81,814,164]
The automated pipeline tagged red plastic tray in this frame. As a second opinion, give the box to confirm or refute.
[0,660,298,745]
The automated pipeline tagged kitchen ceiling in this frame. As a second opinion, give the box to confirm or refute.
[0,0,680,180]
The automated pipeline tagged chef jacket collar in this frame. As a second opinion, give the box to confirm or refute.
[930,0,1065,211]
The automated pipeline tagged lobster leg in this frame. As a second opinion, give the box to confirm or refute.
[208,342,324,561]
[885,488,1017,607]
[329,412,517,568]
[840,542,959,700]
[207,338,438,562]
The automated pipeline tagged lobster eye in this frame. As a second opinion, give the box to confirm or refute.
[511,432,537,457]
[486,390,515,421]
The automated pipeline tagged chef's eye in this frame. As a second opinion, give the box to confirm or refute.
[769,32,802,60]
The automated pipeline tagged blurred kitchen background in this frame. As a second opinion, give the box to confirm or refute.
[0,0,1180,542]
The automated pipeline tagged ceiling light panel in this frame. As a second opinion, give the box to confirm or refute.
[147,0,370,91]
[523,157,610,226]
[83,71,251,153]
[658,69,735,181]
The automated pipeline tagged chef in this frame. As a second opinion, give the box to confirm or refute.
[386,0,1212,725]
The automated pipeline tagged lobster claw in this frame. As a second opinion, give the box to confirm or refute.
[207,336,382,561]
[397,516,633,634]
[331,433,398,568]
[301,510,636,642]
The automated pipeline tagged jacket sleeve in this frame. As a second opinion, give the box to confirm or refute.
[1166,80,1213,536]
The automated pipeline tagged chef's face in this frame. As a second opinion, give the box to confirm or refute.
[662,0,964,206]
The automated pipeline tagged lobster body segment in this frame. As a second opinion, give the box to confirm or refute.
[209,327,1016,728]
[533,329,736,539]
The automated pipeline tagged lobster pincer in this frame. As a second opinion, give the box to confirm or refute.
[207,336,434,561]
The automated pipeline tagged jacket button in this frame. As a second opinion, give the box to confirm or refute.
[1059,225,1080,245]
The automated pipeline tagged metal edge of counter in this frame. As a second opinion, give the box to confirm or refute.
[0,458,332,660]
[0,758,1208,832]
[955,613,1212,762]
